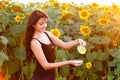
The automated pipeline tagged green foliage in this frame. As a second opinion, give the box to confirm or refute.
[13,47,26,61]
[0,0,120,80]
[3,60,19,74]
[0,36,8,45]
[107,47,120,80]
[93,61,103,71]
[0,51,9,66]
[86,53,97,62]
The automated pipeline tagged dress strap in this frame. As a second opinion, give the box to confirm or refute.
[32,38,41,43]
[44,32,52,42]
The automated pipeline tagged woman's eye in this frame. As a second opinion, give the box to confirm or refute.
[39,23,43,25]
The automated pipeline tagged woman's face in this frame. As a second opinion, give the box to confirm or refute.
[33,18,47,32]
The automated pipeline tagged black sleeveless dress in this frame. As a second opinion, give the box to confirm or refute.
[31,32,56,80]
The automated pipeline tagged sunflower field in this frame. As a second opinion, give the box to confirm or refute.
[0,0,120,80]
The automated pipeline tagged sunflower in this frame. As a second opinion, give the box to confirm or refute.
[15,16,21,23]
[91,2,99,9]
[112,3,119,11]
[103,6,110,13]
[60,12,74,20]
[49,0,56,3]
[50,29,60,38]
[20,13,25,20]
[4,1,9,6]
[113,26,119,32]
[36,8,44,12]
[86,62,92,69]
[53,2,59,8]
[80,25,91,36]
[60,4,69,11]
[26,12,31,17]
[98,18,109,26]
[60,4,70,15]
[79,9,89,19]
[29,2,34,7]
[0,2,5,9]
[43,4,48,10]
[10,6,22,13]
[111,40,117,47]
[74,5,83,10]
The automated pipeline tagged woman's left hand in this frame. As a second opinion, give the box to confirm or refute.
[77,39,86,47]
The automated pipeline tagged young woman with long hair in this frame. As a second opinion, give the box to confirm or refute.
[24,10,86,80]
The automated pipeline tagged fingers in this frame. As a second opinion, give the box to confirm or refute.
[73,60,83,63]
[79,39,86,47]
[74,63,82,66]
[71,60,83,66]
[74,62,82,66]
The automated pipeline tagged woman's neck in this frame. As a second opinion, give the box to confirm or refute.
[33,31,45,38]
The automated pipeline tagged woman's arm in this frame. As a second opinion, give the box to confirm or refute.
[31,39,83,70]
[46,31,86,49]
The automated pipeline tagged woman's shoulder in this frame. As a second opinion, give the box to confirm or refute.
[45,31,52,37]
[45,31,50,34]
[30,38,41,46]
[45,30,58,39]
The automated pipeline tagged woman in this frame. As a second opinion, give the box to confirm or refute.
[24,10,86,80]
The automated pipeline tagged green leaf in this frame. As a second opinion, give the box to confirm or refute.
[90,35,100,44]
[58,65,70,77]
[114,68,120,75]
[57,49,68,61]
[9,25,25,36]
[117,77,120,80]
[0,26,4,32]
[22,59,36,80]
[3,60,19,74]
[13,47,26,61]
[63,36,72,42]
[0,36,8,45]
[86,53,97,62]
[90,74,98,80]
[0,16,9,24]
[117,64,120,68]
[108,49,120,58]
[93,61,103,71]
[55,76,66,80]
[116,55,120,60]
[89,18,95,25]
[109,59,117,67]
[68,19,74,25]
[0,51,9,66]
[107,75,114,80]
[90,35,110,44]
[7,37,17,47]
[97,53,109,61]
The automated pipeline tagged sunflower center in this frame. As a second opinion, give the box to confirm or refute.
[53,31,58,36]
[82,11,87,17]
[83,28,89,33]
[101,20,107,24]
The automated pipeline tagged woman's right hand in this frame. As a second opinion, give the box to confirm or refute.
[69,60,83,66]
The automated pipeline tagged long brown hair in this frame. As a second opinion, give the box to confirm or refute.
[24,10,48,59]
